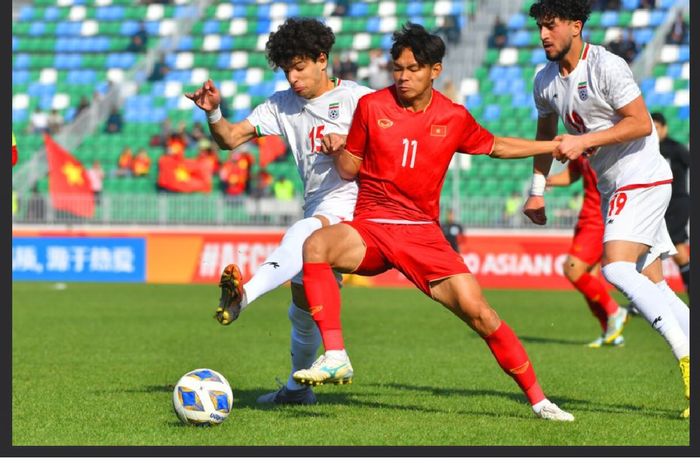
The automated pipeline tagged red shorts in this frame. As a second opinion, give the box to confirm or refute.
[345,220,470,296]
[569,220,604,266]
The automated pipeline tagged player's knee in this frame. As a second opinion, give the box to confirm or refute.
[601,261,635,289]
[460,300,499,336]
[562,258,583,282]
[302,230,330,262]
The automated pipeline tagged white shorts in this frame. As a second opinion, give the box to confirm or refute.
[602,183,677,270]
[290,198,351,286]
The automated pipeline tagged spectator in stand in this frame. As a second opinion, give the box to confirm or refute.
[132,148,151,177]
[104,106,123,134]
[436,14,461,45]
[28,107,49,134]
[488,17,508,49]
[47,109,64,135]
[87,161,105,204]
[219,150,253,196]
[252,168,274,198]
[166,127,188,158]
[331,0,349,16]
[607,29,637,64]
[441,210,463,253]
[148,53,170,82]
[590,0,620,10]
[74,96,90,119]
[666,11,688,45]
[504,191,524,227]
[195,139,220,175]
[639,0,656,8]
[335,53,358,81]
[127,21,149,53]
[189,122,207,145]
[116,147,133,177]
[273,175,295,201]
[367,48,392,90]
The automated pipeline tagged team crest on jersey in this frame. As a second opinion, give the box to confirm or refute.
[328,102,340,120]
[377,119,393,128]
[577,81,588,101]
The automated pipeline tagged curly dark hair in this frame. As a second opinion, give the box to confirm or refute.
[528,0,592,25]
[265,18,335,70]
[390,22,445,66]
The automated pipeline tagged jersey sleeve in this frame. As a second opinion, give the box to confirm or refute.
[533,71,555,118]
[246,94,283,137]
[457,109,495,155]
[344,95,369,159]
[596,51,641,110]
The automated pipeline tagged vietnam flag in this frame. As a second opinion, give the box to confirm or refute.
[255,135,287,167]
[12,132,18,166]
[157,155,212,193]
[44,133,95,218]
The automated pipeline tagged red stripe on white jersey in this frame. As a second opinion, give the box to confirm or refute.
[615,179,672,193]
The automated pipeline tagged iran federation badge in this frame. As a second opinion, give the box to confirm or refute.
[328,102,340,120]
[577,81,588,101]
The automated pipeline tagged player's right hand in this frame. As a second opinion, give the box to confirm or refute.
[320,133,347,156]
[184,79,221,112]
[523,195,547,225]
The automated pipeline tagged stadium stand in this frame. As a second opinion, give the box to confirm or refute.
[12,0,689,228]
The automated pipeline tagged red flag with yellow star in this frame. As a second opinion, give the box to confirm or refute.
[44,133,95,218]
[156,155,212,193]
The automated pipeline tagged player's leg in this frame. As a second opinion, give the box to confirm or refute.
[430,274,574,421]
[566,225,627,347]
[257,284,320,405]
[215,215,327,324]
[293,222,368,386]
[640,254,690,418]
[665,196,690,293]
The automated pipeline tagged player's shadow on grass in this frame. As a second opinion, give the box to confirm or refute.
[365,382,682,419]
[518,335,593,346]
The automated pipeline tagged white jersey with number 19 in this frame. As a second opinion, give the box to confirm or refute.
[247,78,373,218]
[533,43,672,199]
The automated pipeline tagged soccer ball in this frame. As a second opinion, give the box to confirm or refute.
[172,368,233,426]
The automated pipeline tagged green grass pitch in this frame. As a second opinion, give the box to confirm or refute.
[12,282,689,446]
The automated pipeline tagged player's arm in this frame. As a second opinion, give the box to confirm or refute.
[554,96,652,162]
[333,149,362,180]
[184,79,257,150]
[489,136,558,159]
[546,165,580,187]
[523,113,559,225]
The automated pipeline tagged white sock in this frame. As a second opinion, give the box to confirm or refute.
[656,280,690,339]
[531,398,551,414]
[325,349,348,361]
[285,303,321,391]
[242,217,323,308]
[602,262,689,360]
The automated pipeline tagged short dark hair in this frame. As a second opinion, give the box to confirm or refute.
[650,112,667,126]
[529,0,592,25]
[390,22,445,66]
[265,18,335,70]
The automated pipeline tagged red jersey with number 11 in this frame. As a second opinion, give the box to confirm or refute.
[345,87,495,223]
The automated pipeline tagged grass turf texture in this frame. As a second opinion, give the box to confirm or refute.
[12,282,689,446]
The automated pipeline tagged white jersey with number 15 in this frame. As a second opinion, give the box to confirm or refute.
[247,78,373,217]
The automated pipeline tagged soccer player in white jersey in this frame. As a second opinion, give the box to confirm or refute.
[523,0,689,418]
[185,18,373,405]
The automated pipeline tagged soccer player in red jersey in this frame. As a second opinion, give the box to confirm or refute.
[546,157,627,348]
[293,23,574,421]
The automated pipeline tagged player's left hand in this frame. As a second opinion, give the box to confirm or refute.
[320,133,347,157]
[553,134,585,162]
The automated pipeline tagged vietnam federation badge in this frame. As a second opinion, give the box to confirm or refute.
[577,81,588,101]
[328,102,340,120]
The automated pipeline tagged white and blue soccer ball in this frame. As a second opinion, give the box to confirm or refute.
[172,368,233,426]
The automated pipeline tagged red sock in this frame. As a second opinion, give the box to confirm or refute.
[302,262,344,350]
[484,321,545,406]
[572,272,618,329]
